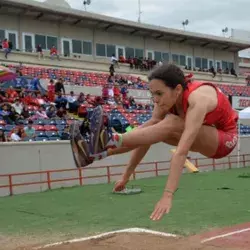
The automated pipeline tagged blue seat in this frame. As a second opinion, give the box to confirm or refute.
[49,136,61,141]
[35,131,46,137]
[35,137,49,141]
[55,119,66,125]
[43,119,56,125]
[46,131,58,137]
[33,119,45,125]
[0,125,5,131]
[56,125,65,131]
[23,137,35,142]
[5,125,15,131]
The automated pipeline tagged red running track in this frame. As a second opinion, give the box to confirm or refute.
[199,222,250,249]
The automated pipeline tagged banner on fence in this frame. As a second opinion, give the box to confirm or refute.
[232,96,250,110]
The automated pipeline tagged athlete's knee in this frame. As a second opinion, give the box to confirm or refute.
[162,114,184,133]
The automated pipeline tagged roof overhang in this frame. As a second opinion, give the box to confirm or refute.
[1,0,250,53]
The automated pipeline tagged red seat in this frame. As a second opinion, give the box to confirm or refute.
[44,125,58,131]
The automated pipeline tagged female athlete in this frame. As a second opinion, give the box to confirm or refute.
[70,63,238,221]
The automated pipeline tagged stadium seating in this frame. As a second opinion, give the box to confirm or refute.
[2,63,250,142]
[5,64,250,95]
[216,84,250,96]
[6,64,148,89]
[239,124,250,136]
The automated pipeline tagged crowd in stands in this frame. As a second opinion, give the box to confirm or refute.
[0,63,154,143]
[184,65,238,78]
[0,38,61,61]
[111,54,157,72]
[112,54,239,80]
[1,58,250,144]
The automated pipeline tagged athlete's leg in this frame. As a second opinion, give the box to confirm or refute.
[69,121,93,168]
[106,114,219,158]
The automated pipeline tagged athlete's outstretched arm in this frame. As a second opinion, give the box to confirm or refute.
[150,93,210,221]
[113,105,166,191]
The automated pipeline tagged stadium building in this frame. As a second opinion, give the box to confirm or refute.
[0,0,249,79]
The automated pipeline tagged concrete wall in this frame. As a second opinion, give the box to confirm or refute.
[0,137,249,197]
[0,13,237,69]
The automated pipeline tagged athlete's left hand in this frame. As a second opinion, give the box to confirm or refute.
[150,195,173,221]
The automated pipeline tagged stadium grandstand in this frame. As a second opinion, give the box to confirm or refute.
[1,0,250,193]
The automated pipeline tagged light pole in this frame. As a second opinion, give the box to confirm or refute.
[83,0,91,11]
[182,19,189,30]
[138,0,142,23]
[222,27,228,37]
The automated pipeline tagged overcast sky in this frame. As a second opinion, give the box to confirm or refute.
[35,0,250,56]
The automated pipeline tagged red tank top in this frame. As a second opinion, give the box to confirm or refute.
[171,81,238,131]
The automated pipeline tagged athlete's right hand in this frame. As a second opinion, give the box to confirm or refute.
[113,179,128,192]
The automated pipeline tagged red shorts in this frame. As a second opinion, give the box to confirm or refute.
[212,128,238,159]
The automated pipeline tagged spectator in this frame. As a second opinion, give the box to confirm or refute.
[120,84,129,100]
[46,105,57,119]
[0,104,13,124]
[67,91,77,113]
[9,106,23,124]
[209,66,216,78]
[20,105,30,119]
[76,92,85,105]
[231,68,238,77]
[55,78,65,95]
[24,120,36,139]
[10,127,22,142]
[56,106,68,119]
[111,54,119,68]
[55,91,68,109]
[61,126,70,140]
[0,128,6,142]
[113,83,121,103]
[31,106,48,120]
[36,44,44,60]
[12,98,23,115]
[2,38,10,59]
[102,84,109,102]
[50,45,60,60]
[47,79,56,102]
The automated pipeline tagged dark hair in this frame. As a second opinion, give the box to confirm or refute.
[148,63,187,90]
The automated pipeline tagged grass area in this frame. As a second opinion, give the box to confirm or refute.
[1,167,250,238]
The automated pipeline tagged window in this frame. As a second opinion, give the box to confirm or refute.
[222,61,228,70]
[172,54,179,64]
[125,47,134,58]
[23,33,34,52]
[47,36,57,50]
[147,50,154,60]
[202,58,208,69]
[61,38,72,56]
[83,41,92,55]
[117,46,125,57]
[195,57,201,68]
[106,44,116,57]
[0,29,5,42]
[35,35,46,49]
[72,40,82,54]
[8,33,17,50]
[228,62,234,69]
[96,43,106,57]
[6,31,18,50]
[135,48,143,58]
[154,51,162,62]
[162,52,169,62]
[179,55,186,66]
[208,59,214,68]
